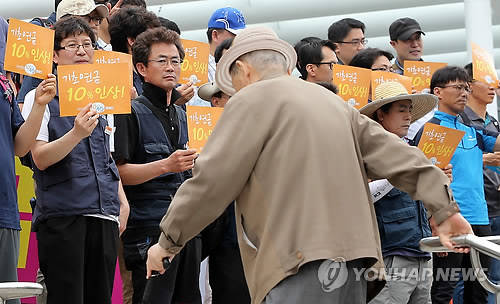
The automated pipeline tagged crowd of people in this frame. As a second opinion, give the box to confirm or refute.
[1,0,500,304]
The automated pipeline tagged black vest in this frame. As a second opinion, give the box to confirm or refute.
[32,98,120,227]
[375,188,431,256]
[124,96,190,228]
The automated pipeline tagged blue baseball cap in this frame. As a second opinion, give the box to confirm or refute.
[208,7,246,35]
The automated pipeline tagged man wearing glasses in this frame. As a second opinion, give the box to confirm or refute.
[295,39,338,83]
[327,18,367,65]
[389,18,425,76]
[20,16,129,304]
[113,27,201,304]
[412,66,499,304]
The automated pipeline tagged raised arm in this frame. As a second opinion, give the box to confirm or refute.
[14,75,56,156]
[31,103,98,170]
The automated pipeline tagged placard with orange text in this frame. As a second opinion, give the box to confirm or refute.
[94,50,133,87]
[186,106,224,153]
[417,123,465,169]
[58,63,131,117]
[371,71,412,97]
[179,39,209,86]
[404,61,447,92]
[472,43,499,86]
[332,65,371,109]
[4,18,54,79]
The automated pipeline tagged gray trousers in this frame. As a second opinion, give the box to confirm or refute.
[262,259,367,304]
[369,255,432,304]
[0,228,20,304]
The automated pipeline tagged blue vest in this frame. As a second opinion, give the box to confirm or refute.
[32,98,120,226]
[124,96,190,228]
[375,188,431,256]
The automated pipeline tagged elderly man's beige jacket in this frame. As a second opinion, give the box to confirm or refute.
[158,75,459,304]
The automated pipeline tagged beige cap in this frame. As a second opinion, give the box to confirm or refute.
[57,0,109,21]
[215,27,297,96]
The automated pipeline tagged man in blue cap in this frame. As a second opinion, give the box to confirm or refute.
[188,7,246,107]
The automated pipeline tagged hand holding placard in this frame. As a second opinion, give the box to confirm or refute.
[72,103,99,139]
[186,106,224,153]
[5,19,54,79]
[417,123,465,168]
[34,74,57,105]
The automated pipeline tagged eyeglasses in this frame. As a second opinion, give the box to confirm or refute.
[58,42,95,52]
[372,67,395,73]
[337,38,368,46]
[438,84,471,94]
[148,57,183,68]
[83,15,104,25]
[313,61,336,70]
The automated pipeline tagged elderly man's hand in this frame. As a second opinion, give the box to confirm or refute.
[146,243,175,279]
[430,213,473,253]
[483,152,500,167]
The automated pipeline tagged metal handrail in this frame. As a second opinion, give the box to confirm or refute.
[420,234,500,295]
[0,282,44,304]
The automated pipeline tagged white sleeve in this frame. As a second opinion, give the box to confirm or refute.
[21,89,50,142]
[369,179,394,203]
[106,114,115,153]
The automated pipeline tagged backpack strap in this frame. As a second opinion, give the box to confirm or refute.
[0,74,14,105]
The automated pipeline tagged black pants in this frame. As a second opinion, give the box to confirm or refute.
[37,216,119,304]
[431,224,491,304]
[122,228,202,304]
[200,204,250,304]
[209,244,251,304]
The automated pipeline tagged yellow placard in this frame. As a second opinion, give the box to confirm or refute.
[472,43,499,86]
[371,71,413,97]
[93,50,133,87]
[404,61,447,93]
[58,63,131,117]
[332,65,371,109]
[186,106,224,153]
[4,18,54,79]
[417,123,465,169]
[179,39,210,85]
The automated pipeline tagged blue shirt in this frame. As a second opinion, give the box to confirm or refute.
[0,79,24,230]
[415,111,497,225]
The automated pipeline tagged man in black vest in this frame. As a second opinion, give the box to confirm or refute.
[113,27,201,304]
[20,16,129,304]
